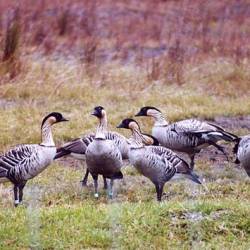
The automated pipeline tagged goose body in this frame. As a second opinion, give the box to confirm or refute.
[0,112,68,206]
[2,144,56,182]
[86,139,122,178]
[234,136,250,177]
[117,118,201,201]
[85,106,123,198]
[136,106,237,169]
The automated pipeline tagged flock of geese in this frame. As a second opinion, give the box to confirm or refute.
[0,106,249,206]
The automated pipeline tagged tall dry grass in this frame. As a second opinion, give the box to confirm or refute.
[0,1,248,80]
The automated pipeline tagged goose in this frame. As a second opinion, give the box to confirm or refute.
[85,106,123,198]
[117,118,201,201]
[54,122,159,187]
[0,112,68,206]
[135,106,238,169]
[233,136,250,177]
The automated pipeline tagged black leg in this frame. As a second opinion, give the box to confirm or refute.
[210,142,229,161]
[103,176,108,190]
[92,174,99,198]
[155,183,164,202]
[13,185,19,207]
[81,169,89,186]
[189,154,195,170]
[18,182,27,204]
[108,179,114,199]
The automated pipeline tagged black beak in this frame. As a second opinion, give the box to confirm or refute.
[91,110,99,117]
[60,117,69,122]
[135,110,144,117]
[117,122,124,128]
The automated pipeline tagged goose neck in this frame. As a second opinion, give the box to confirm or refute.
[41,121,55,147]
[95,113,107,139]
[130,128,145,149]
[151,111,168,126]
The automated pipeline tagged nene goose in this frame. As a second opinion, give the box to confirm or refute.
[117,118,201,201]
[0,112,68,206]
[55,123,159,187]
[233,136,250,177]
[135,106,237,169]
[85,106,123,198]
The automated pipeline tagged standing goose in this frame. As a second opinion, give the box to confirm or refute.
[117,118,201,201]
[233,136,250,177]
[135,106,237,169]
[0,112,68,206]
[85,106,123,198]
[55,123,159,187]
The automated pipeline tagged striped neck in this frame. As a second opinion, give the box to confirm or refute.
[95,111,107,139]
[149,110,168,126]
[130,127,145,149]
[41,120,55,146]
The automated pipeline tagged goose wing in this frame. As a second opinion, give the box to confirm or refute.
[171,119,237,142]
[146,146,201,184]
[171,119,215,133]
[55,134,94,159]
[105,131,129,159]
[0,144,39,179]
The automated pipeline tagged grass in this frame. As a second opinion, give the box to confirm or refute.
[0,57,250,249]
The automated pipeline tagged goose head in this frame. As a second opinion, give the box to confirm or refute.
[91,106,105,119]
[41,112,68,127]
[117,118,140,131]
[135,106,162,117]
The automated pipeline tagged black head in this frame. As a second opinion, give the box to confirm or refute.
[117,118,140,130]
[41,112,68,127]
[135,106,161,116]
[91,106,104,118]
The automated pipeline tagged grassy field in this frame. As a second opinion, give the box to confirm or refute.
[0,57,250,249]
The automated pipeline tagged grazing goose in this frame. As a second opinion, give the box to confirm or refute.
[117,118,201,201]
[55,124,159,187]
[135,106,238,169]
[0,112,68,206]
[85,106,123,198]
[233,136,250,177]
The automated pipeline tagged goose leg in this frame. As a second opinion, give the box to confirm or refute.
[18,182,26,204]
[13,185,19,207]
[108,179,114,199]
[103,176,108,190]
[81,169,89,186]
[189,154,195,170]
[155,183,164,202]
[210,142,229,161]
[92,175,99,198]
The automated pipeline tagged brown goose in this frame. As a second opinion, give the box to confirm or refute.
[0,112,68,206]
[85,106,123,198]
[117,118,201,201]
[135,106,237,169]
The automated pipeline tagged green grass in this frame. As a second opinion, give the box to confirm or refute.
[0,57,250,249]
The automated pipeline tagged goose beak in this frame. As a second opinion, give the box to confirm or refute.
[91,110,99,117]
[135,110,144,116]
[116,122,124,128]
[60,117,69,122]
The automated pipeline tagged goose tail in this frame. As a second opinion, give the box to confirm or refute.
[54,148,70,160]
[190,130,238,142]
[175,161,202,184]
